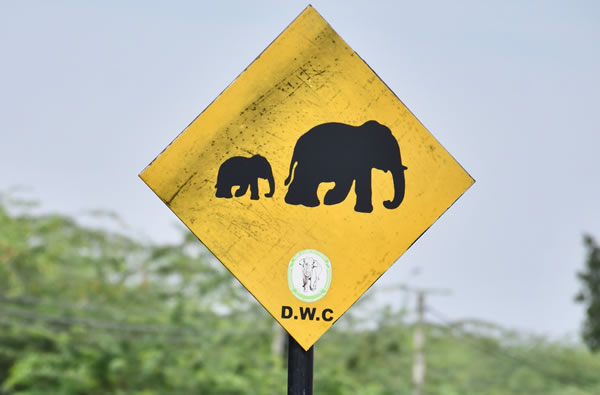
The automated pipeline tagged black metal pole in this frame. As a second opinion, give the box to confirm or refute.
[287,334,313,395]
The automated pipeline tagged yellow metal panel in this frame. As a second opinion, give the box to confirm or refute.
[140,6,474,350]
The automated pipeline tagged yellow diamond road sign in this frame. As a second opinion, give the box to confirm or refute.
[140,6,474,350]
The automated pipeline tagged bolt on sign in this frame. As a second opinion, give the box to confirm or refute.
[140,6,474,350]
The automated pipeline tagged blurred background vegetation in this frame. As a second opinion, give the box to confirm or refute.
[1,192,600,395]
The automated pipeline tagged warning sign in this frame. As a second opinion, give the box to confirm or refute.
[140,6,474,350]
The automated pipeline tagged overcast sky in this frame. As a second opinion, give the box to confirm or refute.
[1,1,599,339]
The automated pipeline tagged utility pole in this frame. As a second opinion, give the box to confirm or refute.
[412,291,426,395]
[392,285,449,395]
[272,322,287,358]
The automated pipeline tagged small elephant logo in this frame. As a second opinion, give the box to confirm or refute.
[299,257,321,292]
[288,249,331,302]
[215,154,275,200]
[283,120,407,213]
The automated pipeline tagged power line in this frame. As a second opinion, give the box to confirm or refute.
[426,365,557,395]
[0,293,127,312]
[0,315,206,346]
[0,303,271,339]
[426,306,598,389]
[0,305,202,335]
[0,292,259,319]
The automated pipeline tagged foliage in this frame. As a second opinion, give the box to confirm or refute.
[1,194,600,394]
[575,235,600,352]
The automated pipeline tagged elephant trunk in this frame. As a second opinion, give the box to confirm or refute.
[264,171,275,198]
[383,163,407,209]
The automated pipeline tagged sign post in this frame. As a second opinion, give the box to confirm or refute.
[140,5,474,391]
[288,335,313,395]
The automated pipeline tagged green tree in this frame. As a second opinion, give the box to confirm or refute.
[0,194,281,394]
[2,193,600,394]
[576,235,600,352]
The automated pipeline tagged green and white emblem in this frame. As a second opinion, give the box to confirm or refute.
[288,249,332,302]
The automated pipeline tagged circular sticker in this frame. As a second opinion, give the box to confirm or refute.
[288,249,332,302]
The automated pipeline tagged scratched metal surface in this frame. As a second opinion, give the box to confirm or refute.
[139,6,474,350]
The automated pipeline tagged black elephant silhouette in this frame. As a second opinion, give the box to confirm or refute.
[284,121,407,213]
[215,154,275,200]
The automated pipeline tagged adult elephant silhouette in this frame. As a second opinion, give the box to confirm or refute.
[284,121,407,213]
[215,154,275,200]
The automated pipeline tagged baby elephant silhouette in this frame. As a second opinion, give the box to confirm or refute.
[215,154,275,200]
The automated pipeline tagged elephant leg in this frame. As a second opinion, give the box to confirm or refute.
[324,178,353,206]
[285,168,320,207]
[235,183,249,197]
[249,179,259,200]
[215,185,233,198]
[293,181,320,207]
[354,170,373,213]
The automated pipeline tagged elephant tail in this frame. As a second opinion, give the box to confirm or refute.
[284,155,297,186]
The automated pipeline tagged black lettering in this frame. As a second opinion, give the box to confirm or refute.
[299,307,317,320]
[281,305,293,319]
[322,308,334,322]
